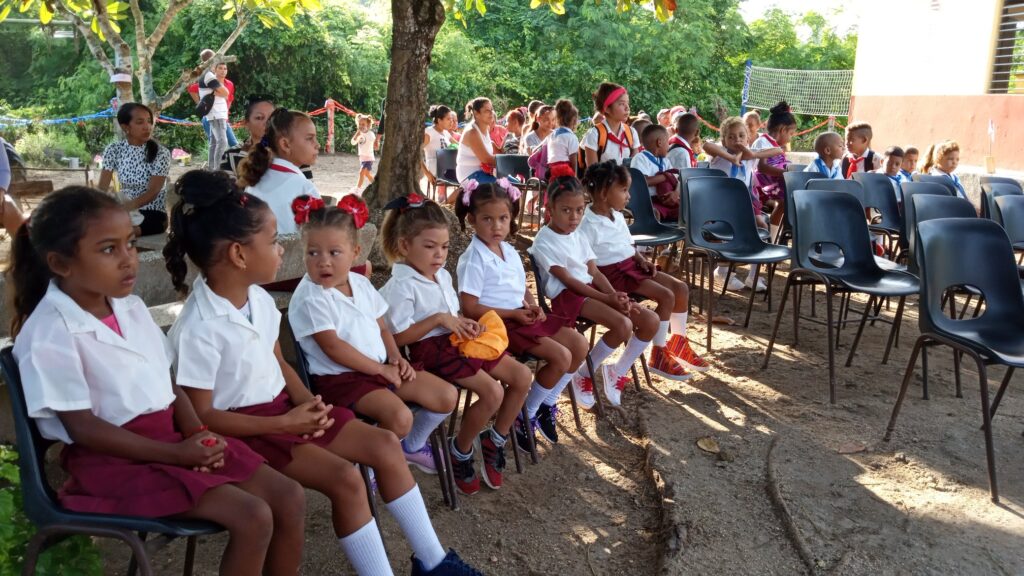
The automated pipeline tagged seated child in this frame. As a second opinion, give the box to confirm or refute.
[877,146,907,207]
[287,195,458,475]
[752,102,797,241]
[529,176,659,408]
[11,186,305,575]
[901,146,919,180]
[921,140,967,199]
[630,124,679,221]
[842,122,882,178]
[743,110,762,146]
[166,171,479,576]
[703,117,781,292]
[379,194,532,495]
[454,179,588,449]
[667,113,701,171]
[579,161,709,381]
[804,132,845,179]
[546,99,581,180]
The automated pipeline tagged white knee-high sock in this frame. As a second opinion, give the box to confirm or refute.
[338,519,393,576]
[578,339,615,377]
[524,381,551,419]
[543,373,573,406]
[402,407,450,453]
[613,336,651,374]
[654,321,670,346]
[670,312,687,336]
[384,484,446,571]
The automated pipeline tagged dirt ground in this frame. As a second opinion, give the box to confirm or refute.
[7,156,1024,574]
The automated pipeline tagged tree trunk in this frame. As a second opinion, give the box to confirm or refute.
[364,0,445,211]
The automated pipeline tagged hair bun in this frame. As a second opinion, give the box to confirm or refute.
[175,170,239,209]
[770,101,791,115]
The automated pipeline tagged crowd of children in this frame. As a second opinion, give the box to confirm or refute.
[5,78,981,574]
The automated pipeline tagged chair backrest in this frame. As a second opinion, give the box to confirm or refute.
[678,167,727,190]
[913,174,959,198]
[495,154,531,181]
[980,175,1023,192]
[994,195,1024,245]
[782,171,823,230]
[282,321,314,390]
[625,167,672,234]
[786,163,808,172]
[853,172,903,231]
[528,256,552,314]
[696,161,710,169]
[683,176,767,252]
[0,347,62,526]
[435,148,458,179]
[806,178,865,207]
[984,183,1023,225]
[792,189,879,275]
[917,218,1024,337]
[898,182,951,252]
[908,195,977,274]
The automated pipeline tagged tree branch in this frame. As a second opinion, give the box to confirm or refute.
[154,12,249,111]
[56,3,115,75]
[147,0,195,51]
[128,0,146,57]
[91,0,131,63]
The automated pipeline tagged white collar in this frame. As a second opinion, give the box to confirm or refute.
[191,276,261,332]
[469,235,511,265]
[391,262,446,285]
[271,157,303,174]
[45,281,140,353]
[584,205,618,224]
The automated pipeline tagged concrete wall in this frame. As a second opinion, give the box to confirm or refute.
[851,0,1024,171]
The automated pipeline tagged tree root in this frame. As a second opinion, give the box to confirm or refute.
[766,435,820,576]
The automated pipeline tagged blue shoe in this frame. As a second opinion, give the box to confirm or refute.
[411,549,484,575]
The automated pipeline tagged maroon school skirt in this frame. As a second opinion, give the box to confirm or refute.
[58,407,263,517]
[312,372,393,410]
[408,333,506,381]
[599,258,655,293]
[506,310,573,354]
[549,288,588,323]
[652,198,679,222]
[232,392,352,470]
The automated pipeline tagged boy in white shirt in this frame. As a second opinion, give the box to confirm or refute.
[667,113,701,171]
[804,132,845,179]
[629,124,678,221]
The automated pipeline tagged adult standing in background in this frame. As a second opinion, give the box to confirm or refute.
[188,49,238,147]
[0,137,26,233]
[198,60,231,169]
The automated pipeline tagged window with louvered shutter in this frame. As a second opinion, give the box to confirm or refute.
[990,0,1024,93]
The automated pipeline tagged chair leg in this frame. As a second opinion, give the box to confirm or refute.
[921,346,930,400]
[182,536,198,576]
[884,336,927,442]
[359,465,380,521]
[825,287,837,404]
[762,275,794,370]
[521,406,539,464]
[639,353,652,387]
[566,364,585,432]
[631,364,642,392]
[988,367,1015,421]
[586,350,605,418]
[742,263,761,328]
[720,262,736,297]
[706,257,716,351]
[973,359,1000,503]
[881,296,906,365]
[792,281,802,346]
[844,295,874,367]
[429,427,452,509]
[508,415,524,473]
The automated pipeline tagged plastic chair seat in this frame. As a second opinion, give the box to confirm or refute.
[703,222,772,242]
[831,269,919,297]
[714,243,791,265]
[809,244,907,272]
[937,322,1024,366]
[631,228,686,247]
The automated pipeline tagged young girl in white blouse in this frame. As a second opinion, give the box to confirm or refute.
[921,139,968,199]
[9,186,305,575]
[581,82,639,166]
[546,99,581,180]
[379,194,531,496]
[287,194,457,475]
[237,107,321,236]
[454,179,588,450]
[528,176,657,409]
[165,171,479,576]
[578,162,709,382]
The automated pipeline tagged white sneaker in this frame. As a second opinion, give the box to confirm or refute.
[744,274,768,292]
[600,364,629,407]
[571,371,597,409]
[715,267,745,291]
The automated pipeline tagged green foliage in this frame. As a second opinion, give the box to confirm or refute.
[13,129,90,167]
[0,446,102,575]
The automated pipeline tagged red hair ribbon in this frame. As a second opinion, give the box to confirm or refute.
[603,87,627,112]
[338,195,369,229]
[292,196,325,225]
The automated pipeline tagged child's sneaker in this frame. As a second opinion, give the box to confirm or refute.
[744,273,768,293]
[572,371,597,409]
[647,346,693,381]
[410,548,484,576]
[513,415,535,454]
[666,334,710,373]
[536,403,559,444]
[448,447,480,496]
[478,431,506,490]
[715,267,745,291]
[403,441,438,475]
[600,364,630,407]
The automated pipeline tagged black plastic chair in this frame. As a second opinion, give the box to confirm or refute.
[981,176,1022,190]
[907,195,977,275]
[495,154,544,232]
[897,182,952,262]
[0,347,221,576]
[806,177,865,206]
[884,218,1024,503]
[853,172,904,253]
[695,161,710,169]
[983,183,1022,224]
[778,172,821,245]
[786,163,808,172]
[677,169,769,242]
[683,176,791,349]
[434,148,459,187]
[762,191,919,403]
[995,195,1024,251]
[626,167,686,252]
[913,173,963,199]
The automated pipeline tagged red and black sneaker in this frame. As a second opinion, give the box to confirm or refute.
[448,443,480,496]
[478,431,506,490]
